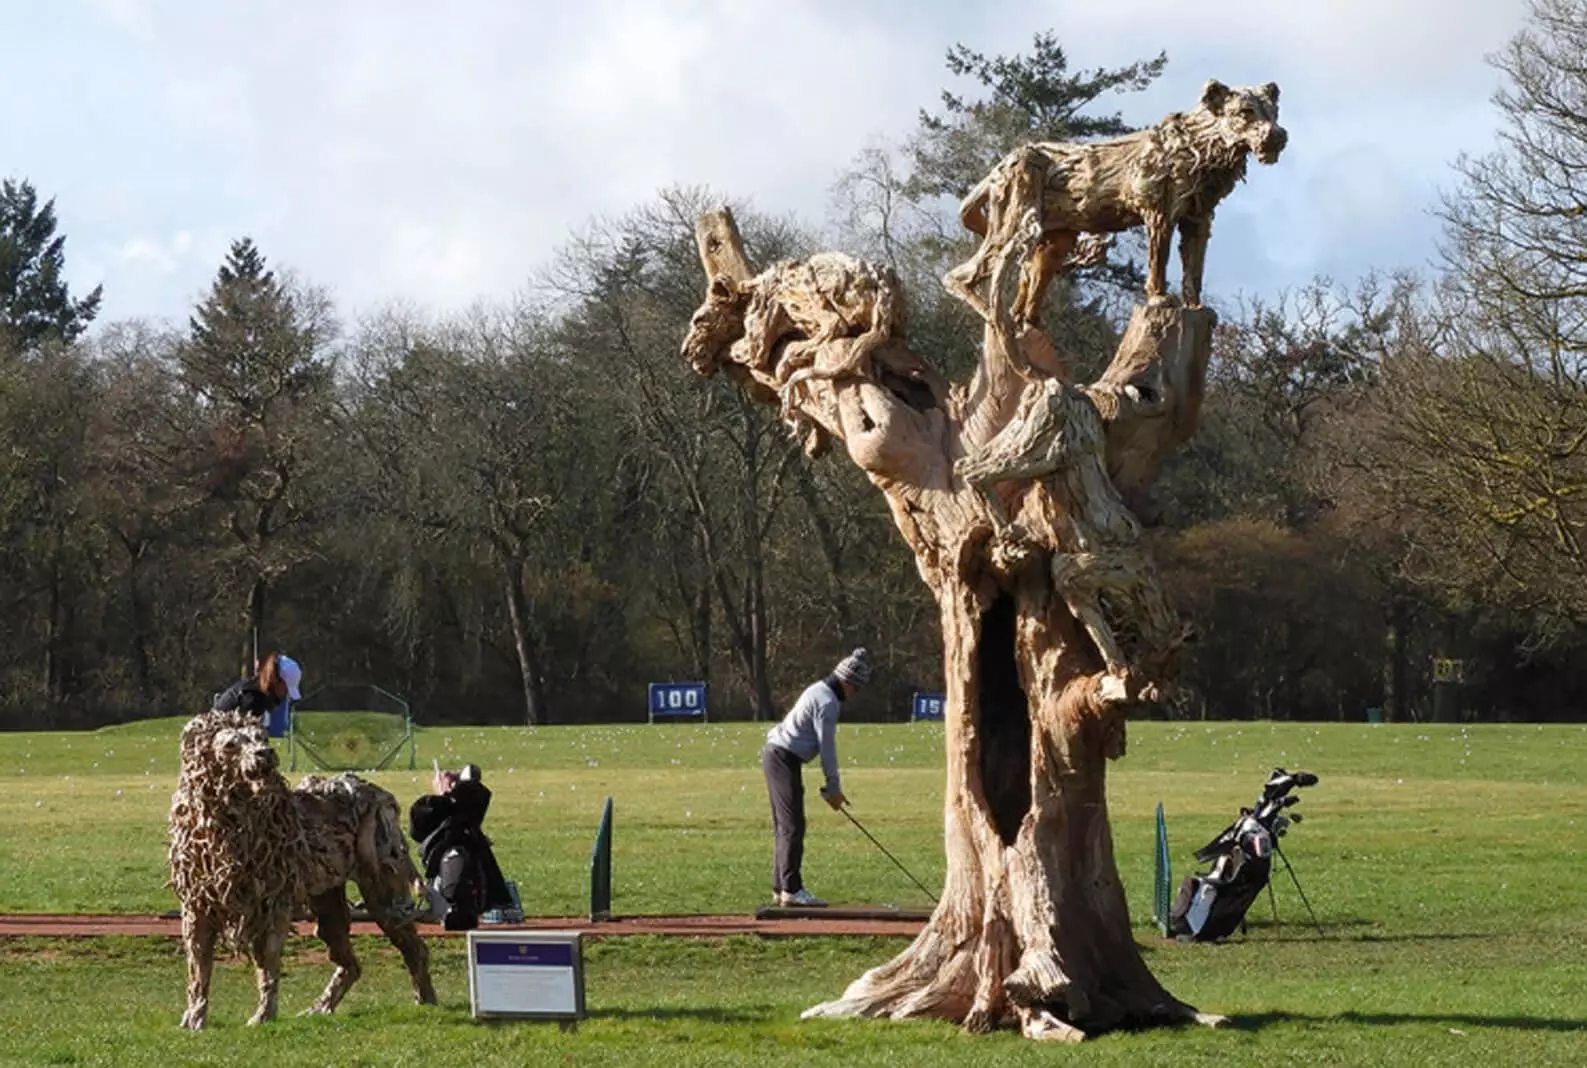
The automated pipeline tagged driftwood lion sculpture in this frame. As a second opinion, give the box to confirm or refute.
[946,79,1286,327]
[168,710,436,1029]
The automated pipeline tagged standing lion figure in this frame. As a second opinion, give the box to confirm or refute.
[168,710,437,1029]
[946,79,1286,327]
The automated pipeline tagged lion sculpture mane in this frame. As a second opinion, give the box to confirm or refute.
[168,709,437,1029]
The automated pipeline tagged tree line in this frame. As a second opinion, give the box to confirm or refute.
[4,2,1586,729]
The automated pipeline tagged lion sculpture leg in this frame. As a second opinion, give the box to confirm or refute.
[301,815,437,1014]
[305,887,362,1014]
[295,774,437,1015]
[248,925,288,1025]
[178,909,220,1030]
[364,896,437,1008]
[944,144,1047,324]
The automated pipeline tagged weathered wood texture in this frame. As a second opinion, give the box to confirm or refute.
[678,80,1281,1040]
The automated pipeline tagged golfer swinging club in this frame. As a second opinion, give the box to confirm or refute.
[761,647,871,907]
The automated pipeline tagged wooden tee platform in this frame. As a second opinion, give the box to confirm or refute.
[0,910,928,940]
[752,905,934,922]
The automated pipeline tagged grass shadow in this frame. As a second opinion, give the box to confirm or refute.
[1176,930,1494,945]
[1230,1010,1587,1034]
[1343,931,1494,944]
[1240,915,1377,929]
[1141,919,1497,947]
[587,1005,779,1024]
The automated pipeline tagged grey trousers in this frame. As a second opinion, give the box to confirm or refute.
[762,744,806,894]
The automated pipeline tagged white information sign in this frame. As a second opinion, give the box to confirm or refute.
[467,930,586,1021]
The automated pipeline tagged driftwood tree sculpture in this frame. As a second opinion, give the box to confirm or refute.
[682,81,1284,1042]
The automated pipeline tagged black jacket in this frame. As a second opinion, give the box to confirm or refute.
[409,781,512,909]
[212,677,276,718]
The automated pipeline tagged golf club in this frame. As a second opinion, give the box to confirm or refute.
[835,801,938,904]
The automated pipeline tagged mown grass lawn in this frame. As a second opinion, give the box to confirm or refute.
[1,719,1584,1065]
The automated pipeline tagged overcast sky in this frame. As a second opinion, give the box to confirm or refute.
[5,0,1535,327]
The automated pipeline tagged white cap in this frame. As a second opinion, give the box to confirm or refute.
[278,655,303,701]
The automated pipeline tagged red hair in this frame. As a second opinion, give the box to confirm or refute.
[256,651,284,698]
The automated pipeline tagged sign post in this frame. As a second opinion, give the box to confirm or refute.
[467,931,587,1027]
[1431,658,1467,723]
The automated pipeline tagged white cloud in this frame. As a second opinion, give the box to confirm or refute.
[15,0,1543,325]
[1028,0,1527,95]
[86,0,154,41]
[115,230,193,273]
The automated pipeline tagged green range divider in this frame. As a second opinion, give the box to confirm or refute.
[590,796,614,922]
[1152,801,1172,936]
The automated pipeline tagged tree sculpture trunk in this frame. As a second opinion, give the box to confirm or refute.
[681,196,1233,1038]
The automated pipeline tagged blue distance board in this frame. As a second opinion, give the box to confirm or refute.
[912,692,946,721]
[648,681,707,721]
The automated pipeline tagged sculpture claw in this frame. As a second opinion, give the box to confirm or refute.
[1095,672,1130,706]
[990,523,1038,573]
[1017,208,1045,244]
[1020,1008,1088,1043]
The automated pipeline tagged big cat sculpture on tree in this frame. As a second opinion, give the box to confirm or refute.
[948,78,1286,328]
[681,80,1286,1041]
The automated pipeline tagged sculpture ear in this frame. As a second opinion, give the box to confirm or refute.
[1200,79,1230,110]
[1261,82,1280,105]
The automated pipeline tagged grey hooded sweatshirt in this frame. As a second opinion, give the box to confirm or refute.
[765,677,843,795]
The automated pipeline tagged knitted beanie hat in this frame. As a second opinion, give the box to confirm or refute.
[833,647,872,686]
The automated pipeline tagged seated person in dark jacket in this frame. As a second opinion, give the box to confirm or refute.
[211,651,302,734]
[409,763,512,929]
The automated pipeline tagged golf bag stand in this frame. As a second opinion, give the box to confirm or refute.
[1167,767,1319,942]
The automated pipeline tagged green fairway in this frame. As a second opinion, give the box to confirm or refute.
[1,719,1585,1064]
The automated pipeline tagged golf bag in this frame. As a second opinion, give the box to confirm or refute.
[1167,767,1318,941]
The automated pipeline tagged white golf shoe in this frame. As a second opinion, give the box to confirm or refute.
[778,888,828,907]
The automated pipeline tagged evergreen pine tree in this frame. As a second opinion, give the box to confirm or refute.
[0,178,102,350]
[178,237,335,672]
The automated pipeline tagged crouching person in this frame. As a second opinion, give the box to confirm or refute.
[409,764,513,930]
